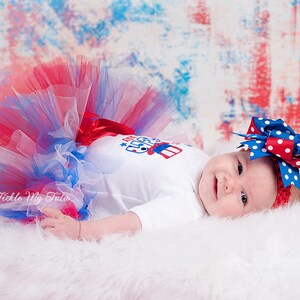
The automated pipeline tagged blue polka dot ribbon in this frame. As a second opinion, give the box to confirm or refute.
[234,117,300,189]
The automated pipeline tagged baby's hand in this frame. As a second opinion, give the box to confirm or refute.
[40,207,80,240]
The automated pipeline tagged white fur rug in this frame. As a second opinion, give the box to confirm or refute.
[1,204,300,300]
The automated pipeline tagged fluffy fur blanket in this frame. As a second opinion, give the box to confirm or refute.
[1,203,300,300]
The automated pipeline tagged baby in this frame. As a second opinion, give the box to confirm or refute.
[0,58,299,241]
[40,117,300,241]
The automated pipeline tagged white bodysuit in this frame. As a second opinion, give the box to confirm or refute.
[85,135,210,229]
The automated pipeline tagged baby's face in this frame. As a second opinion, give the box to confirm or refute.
[198,150,277,217]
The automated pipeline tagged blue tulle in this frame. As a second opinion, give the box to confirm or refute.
[0,56,175,221]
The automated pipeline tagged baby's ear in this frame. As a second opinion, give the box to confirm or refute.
[289,185,300,204]
[238,147,249,152]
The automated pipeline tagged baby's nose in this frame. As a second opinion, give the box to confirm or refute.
[223,174,235,194]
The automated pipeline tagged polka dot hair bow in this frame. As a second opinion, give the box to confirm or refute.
[235,117,300,189]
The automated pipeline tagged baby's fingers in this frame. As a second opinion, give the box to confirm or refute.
[40,217,62,229]
[41,207,65,219]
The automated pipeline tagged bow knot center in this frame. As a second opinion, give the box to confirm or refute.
[265,137,294,161]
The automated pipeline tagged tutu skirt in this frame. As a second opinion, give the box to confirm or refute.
[0,56,174,222]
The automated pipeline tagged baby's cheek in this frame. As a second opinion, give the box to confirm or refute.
[212,200,241,218]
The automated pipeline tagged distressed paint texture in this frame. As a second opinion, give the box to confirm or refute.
[0,0,299,151]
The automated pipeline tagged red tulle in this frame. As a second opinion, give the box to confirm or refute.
[0,56,175,222]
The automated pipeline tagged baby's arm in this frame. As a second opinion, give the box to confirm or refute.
[40,208,141,241]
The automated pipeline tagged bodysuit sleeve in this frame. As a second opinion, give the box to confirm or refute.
[129,188,207,230]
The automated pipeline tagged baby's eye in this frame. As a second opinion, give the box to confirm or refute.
[241,191,248,206]
[238,161,243,175]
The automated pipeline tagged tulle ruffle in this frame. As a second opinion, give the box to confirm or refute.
[0,56,174,222]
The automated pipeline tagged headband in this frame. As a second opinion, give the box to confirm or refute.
[235,117,300,207]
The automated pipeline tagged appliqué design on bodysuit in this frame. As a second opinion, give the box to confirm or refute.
[120,136,183,159]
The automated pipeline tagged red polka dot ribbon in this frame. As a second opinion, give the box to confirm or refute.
[235,117,300,190]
